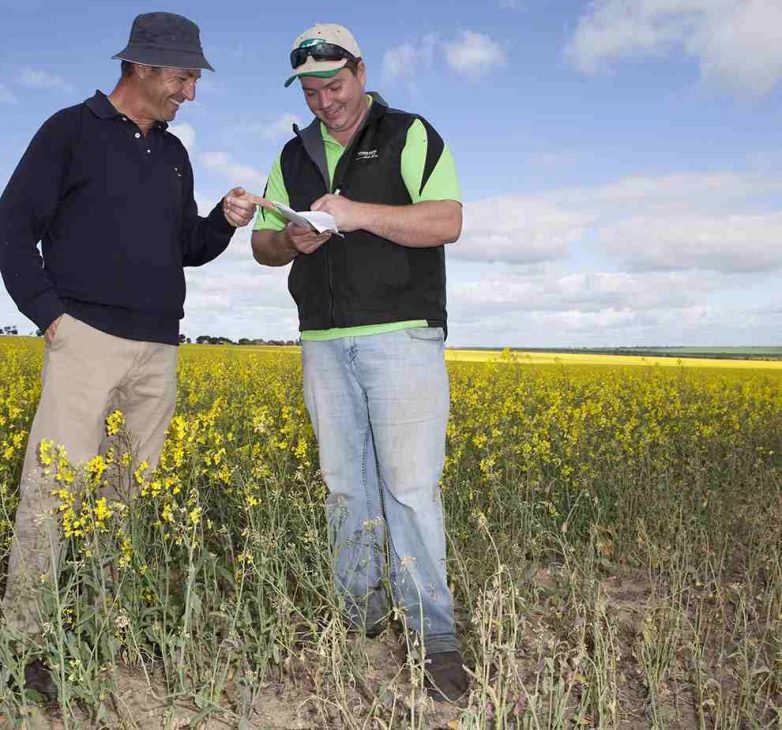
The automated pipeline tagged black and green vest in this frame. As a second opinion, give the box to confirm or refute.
[279,93,448,332]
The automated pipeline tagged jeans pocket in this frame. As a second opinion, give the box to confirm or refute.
[405,326,444,342]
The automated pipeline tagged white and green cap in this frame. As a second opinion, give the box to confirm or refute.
[285,23,362,87]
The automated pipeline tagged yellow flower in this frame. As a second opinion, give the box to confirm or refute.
[38,439,55,467]
[85,454,108,486]
[105,409,125,437]
[118,536,133,569]
[93,497,112,526]
[133,460,150,485]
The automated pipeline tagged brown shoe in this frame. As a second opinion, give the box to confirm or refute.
[364,619,386,639]
[24,659,58,703]
[424,650,469,702]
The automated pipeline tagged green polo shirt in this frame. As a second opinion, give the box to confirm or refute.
[255,96,460,341]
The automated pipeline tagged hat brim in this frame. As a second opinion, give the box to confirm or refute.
[284,58,347,87]
[112,46,215,72]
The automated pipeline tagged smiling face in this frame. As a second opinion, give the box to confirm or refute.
[300,63,367,145]
[140,66,201,122]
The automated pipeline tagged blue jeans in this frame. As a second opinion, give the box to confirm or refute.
[302,327,458,652]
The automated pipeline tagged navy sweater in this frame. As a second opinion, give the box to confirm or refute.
[0,91,235,345]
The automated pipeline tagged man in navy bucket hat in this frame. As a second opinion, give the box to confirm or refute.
[0,12,270,701]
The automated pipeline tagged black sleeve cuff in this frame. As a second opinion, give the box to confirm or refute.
[25,290,65,333]
[207,200,236,236]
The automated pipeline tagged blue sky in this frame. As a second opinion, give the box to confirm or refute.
[1,0,781,347]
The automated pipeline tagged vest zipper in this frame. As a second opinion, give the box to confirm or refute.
[326,174,335,327]
[327,233,335,327]
[296,106,374,329]
[295,127,336,327]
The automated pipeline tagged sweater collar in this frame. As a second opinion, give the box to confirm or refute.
[85,91,121,119]
[85,90,169,130]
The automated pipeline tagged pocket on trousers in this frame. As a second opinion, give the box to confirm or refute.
[47,313,72,348]
[405,326,444,342]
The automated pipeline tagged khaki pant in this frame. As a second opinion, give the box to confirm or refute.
[2,314,177,640]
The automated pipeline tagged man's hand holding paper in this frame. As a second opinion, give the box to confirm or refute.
[286,222,332,256]
[311,193,366,233]
[273,202,341,235]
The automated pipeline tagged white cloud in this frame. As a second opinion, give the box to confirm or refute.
[453,268,717,312]
[261,113,302,141]
[459,197,591,264]
[521,304,717,337]
[382,35,438,82]
[169,123,196,153]
[18,67,75,93]
[560,172,781,209]
[445,263,779,347]
[601,211,782,272]
[200,152,265,189]
[567,0,782,94]
[383,42,423,83]
[183,259,299,340]
[171,127,265,193]
[444,31,506,78]
[0,81,16,104]
[454,172,782,274]
[383,31,504,82]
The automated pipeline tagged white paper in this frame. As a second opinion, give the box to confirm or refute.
[273,202,342,236]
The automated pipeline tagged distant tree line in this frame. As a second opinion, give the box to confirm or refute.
[180,334,300,346]
[2,328,299,345]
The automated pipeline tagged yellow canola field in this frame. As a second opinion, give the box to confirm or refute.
[446,347,782,368]
[0,337,781,726]
[0,337,782,728]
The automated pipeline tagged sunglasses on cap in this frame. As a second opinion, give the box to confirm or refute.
[290,42,359,69]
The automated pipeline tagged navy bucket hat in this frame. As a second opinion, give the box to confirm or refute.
[112,12,215,72]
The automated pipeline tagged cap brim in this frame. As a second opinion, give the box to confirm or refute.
[284,58,347,87]
[112,47,215,72]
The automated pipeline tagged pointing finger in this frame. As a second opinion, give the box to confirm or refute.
[246,194,275,210]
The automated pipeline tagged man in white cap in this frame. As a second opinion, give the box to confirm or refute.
[0,11,270,699]
[252,23,467,701]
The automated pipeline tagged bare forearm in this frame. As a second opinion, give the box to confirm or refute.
[251,229,297,266]
[355,200,462,247]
